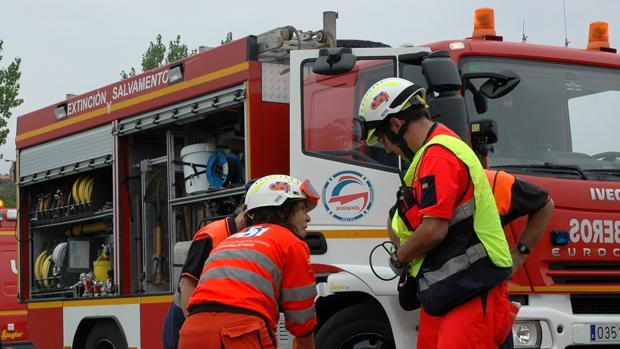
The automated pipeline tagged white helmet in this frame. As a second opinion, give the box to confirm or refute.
[358,77,427,144]
[245,175,319,212]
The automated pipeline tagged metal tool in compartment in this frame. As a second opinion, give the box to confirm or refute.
[30,174,98,223]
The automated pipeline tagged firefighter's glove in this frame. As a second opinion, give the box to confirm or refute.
[389,249,405,275]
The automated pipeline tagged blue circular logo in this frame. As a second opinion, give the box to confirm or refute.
[322,170,374,221]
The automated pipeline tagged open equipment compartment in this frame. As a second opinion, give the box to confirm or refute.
[118,87,247,294]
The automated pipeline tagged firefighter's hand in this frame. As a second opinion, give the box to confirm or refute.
[510,247,527,273]
[389,251,405,275]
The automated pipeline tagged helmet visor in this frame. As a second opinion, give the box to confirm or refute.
[361,119,383,145]
[301,179,320,203]
[300,179,319,212]
[366,128,380,146]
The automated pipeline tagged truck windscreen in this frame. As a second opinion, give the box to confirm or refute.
[462,57,620,180]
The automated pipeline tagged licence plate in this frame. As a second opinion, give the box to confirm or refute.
[590,323,620,342]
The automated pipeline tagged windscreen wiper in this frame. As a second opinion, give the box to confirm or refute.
[583,168,620,177]
[490,162,588,180]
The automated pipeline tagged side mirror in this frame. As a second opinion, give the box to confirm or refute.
[465,80,488,114]
[421,50,462,93]
[462,70,521,100]
[313,48,357,75]
[462,70,520,115]
[479,70,520,99]
[420,51,469,142]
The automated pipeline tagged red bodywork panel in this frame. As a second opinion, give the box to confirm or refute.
[516,175,620,292]
[427,38,620,68]
[140,302,169,349]
[27,306,62,349]
[247,61,290,180]
[0,211,29,344]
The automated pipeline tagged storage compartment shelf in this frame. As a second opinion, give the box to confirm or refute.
[31,288,75,299]
[169,185,245,207]
[30,208,113,229]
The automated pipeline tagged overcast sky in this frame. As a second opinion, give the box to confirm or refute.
[2,0,619,173]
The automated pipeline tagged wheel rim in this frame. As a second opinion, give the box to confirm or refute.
[339,332,394,349]
[95,339,117,349]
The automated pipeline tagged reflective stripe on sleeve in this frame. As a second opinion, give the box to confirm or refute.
[282,284,317,302]
[283,304,316,324]
[418,243,488,291]
[449,199,474,226]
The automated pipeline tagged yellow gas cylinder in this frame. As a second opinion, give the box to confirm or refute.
[93,246,111,281]
[93,260,111,281]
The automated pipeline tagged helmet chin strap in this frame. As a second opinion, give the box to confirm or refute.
[384,118,415,161]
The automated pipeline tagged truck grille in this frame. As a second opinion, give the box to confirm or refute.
[571,294,620,314]
[548,262,620,284]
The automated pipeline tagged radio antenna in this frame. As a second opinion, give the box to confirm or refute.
[522,18,528,43]
[563,0,570,47]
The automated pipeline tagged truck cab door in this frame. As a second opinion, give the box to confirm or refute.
[288,47,430,266]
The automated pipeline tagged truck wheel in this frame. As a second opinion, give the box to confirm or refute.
[337,39,391,48]
[84,321,128,349]
[315,304,395,349]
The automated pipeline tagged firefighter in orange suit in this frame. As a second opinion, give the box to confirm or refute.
[179,175,319,349]
[162,208,245,349]
[484,170,554,273]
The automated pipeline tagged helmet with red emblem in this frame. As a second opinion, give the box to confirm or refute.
[244,174,319,212]
[358,77,427,145]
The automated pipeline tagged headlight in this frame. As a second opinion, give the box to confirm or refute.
[513,321,542,348]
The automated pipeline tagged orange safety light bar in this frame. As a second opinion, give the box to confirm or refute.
[472,8,496,38]
[587,21,610,49]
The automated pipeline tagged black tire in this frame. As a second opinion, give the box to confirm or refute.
[337,39,391,48]
[315,303,395,349]
[84,321,128,349]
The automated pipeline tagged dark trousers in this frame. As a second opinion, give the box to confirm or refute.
[162,303,185,349]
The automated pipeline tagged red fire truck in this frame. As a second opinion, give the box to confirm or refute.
[0,204,34,349]
[14,8,620,349]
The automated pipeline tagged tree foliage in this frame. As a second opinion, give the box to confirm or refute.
[167,35,196,63]
[221,32,233,45]
[0,40,23,147]
[119,67,136,80]
[121,33,235,79]
[0,177,16,208]
[121,34,196,79]
[142,34,166,72]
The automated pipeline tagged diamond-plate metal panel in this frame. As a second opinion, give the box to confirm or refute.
[262,63,290,103]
